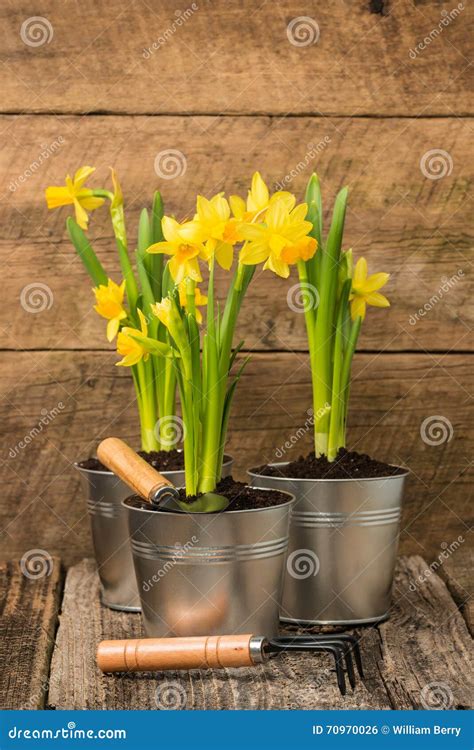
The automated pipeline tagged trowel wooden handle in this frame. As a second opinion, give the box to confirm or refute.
[97,437,176,502]
[97,635,264,673]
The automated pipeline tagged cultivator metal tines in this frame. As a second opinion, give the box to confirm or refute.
[265,633,363,695]
[97,632,363,696]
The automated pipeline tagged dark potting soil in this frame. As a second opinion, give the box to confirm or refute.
[252,448,406,480]
[125,477,291,513]
[78,451,231,473]
[78,450,184,472]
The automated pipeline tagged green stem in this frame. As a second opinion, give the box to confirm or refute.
[312,187,348,456]
[136,358,159,451]
[199,259,221,493]
[327,280,351,460]
[340,316,362,445]
[297,260,319,426]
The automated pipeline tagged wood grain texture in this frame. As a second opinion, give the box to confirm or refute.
[440,545,473,635]
[1,115,472,352]
[377,555,473,709]
[48,556,473,709]
[47,558,389,709]
[0,557,63,709]
[1,1,472,115]
[0,350,471,566]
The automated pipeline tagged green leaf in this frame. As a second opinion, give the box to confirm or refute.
[66,218,107,287]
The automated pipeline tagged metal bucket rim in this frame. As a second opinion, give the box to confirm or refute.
[122,485,295,517]
[74,454,234,478]
[247,461,410,483]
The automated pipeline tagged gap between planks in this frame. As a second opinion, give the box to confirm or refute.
[48,556,473,710]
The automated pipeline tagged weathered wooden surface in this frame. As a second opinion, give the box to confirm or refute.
[0,557,63,709]
[1,1,471,115]
[48,556,473,709]
[0,351,471,566]
[440,545,474,636]
[377,556,472,709]
[1,115,472,352]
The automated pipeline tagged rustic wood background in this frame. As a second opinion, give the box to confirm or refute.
[0,0,472,567]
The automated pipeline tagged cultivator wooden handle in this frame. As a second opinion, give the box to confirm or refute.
[96,633,363,695]
[97,437,178,506]
[97,635,264,673]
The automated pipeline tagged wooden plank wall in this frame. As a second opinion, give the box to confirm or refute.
[0,0,472,566]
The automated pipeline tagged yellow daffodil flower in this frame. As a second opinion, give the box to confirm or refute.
[45,166,105,230]
[239,199,316,278]
[350,257,390,320]
[116,309,149,366]
[183,193,239,271]
[230,172,295,222]
[93,278,127,342]
[178,282,208,323]
[151,297,173,329]
[109,168,126,246]
[147,216,204,284]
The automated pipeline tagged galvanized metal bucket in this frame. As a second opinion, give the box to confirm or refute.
[248,464,409,625]
[124,488,295,637]
[76,457,233,612]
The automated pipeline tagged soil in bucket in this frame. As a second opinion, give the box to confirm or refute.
[79,451,231,473]
[252,448,406,480]
[126,477,291,512]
